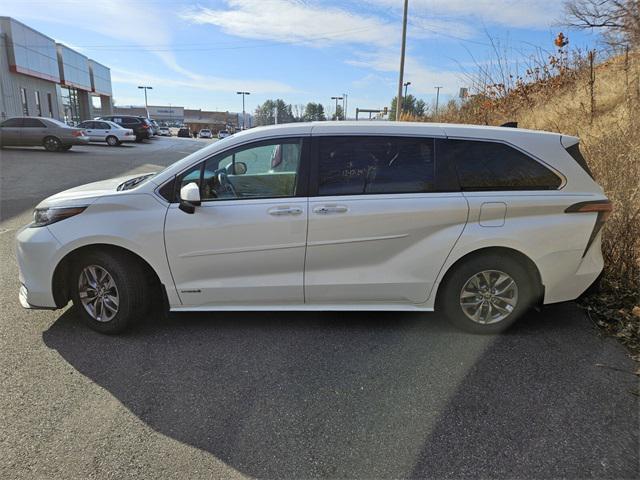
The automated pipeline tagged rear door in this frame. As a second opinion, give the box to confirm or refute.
[305,134,468,305]
[95,121,112,140]
[21,118,48,146]
[0,118,24,146]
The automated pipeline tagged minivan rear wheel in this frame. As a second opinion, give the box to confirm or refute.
[70,250,147,334]
[439,254,534,334]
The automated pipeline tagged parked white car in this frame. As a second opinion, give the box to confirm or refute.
[218,130,230,139]
[199,129,213,139]
[158,126,171,136]
[79,120,136,146]
[16,122,609,334]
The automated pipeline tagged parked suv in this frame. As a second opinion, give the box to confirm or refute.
[98,115,151,142]
[16,122,609,334]
[0,117,89,151]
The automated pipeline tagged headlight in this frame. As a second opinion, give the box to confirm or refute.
[31,206,87,227]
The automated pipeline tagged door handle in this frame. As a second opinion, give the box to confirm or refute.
[313,205,348,215]
[268,206,303,216]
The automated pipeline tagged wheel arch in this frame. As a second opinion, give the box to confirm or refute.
[51,243,166,309]
[433,246,544,311]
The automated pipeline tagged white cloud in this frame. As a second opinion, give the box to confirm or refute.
[1,0,198,78]
[366,0,562,29]
[110,67,294,95]
[347,51,464,95]
[182,0,399,47]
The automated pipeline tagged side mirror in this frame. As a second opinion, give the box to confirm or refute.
[179,182,201,214]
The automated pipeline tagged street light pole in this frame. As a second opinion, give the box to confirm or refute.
[236,91,250,130]
[137,86,152,117]
[395,0,409,121]
[331,96,343,120]
[434,86,442,119]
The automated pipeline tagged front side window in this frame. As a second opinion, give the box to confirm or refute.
[442,139,562,190]
[317,136,436,195]
[175,139,303,202]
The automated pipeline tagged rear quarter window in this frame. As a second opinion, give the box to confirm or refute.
[440,139,562,190]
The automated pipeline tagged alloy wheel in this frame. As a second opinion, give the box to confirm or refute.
[459,270,518,325]
[78,265,119,322]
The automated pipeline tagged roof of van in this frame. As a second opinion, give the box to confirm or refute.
[234,121,568,139]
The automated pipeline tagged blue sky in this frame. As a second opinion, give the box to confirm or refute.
[4,0,599,117]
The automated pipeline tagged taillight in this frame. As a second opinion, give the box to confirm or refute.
[565,200,612,256]
[72,130,84,137]
[141,124,149,129]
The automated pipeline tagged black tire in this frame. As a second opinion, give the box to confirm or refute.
[106,135,120,146]
[60,145,72,151]
[438,253,535,334]
[70,250,147,334]
[43,136,62,152]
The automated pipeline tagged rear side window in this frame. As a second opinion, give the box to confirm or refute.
[22,118,46,127]
[565,143,594,179]
[442,139,561,190]
[317,136,436,195]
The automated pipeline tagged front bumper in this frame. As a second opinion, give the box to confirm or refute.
[16,225,61,309]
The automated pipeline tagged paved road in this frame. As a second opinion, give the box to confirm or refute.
[1,138,638,479]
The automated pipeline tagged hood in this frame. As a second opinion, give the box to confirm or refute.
[36,173,155,209]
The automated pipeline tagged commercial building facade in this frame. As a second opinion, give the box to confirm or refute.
[0,17,113,124]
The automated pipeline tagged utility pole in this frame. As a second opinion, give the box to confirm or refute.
[342,93,348,120]
[395,0,409,121]
[138,86,152,117]
[236,91,250,129]
[434,86,442,119]
[331,96,343,120]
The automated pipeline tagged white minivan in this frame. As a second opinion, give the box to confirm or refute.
[16,122,610,334]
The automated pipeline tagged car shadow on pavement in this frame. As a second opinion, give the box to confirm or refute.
[42,305,638,478]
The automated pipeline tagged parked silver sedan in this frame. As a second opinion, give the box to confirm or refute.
[78,120,136,146]
[0,117,89,151]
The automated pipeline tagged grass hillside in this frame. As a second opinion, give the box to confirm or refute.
[412,50,640,353]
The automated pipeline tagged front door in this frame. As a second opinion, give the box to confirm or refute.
[305,135,468,304]
[164,137,309,307]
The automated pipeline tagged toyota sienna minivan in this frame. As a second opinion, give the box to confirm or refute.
[16,122,610,334]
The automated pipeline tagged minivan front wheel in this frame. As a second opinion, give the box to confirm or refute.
[439,254,533,334]
[70,250,146,334]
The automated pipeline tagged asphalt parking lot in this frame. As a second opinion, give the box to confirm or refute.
[0,137,638,479]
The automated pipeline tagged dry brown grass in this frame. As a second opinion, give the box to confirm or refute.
[406,49,640,352]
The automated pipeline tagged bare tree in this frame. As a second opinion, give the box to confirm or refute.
[565,0,640,47]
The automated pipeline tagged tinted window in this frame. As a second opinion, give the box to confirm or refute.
[122,117,139,125]
[23,118,46,128]
[1,118,23,127]
[96,122,110,129]
[565,143,594,179]
[443,139,561,190]
[318,136,436,195]
[78,121,94,129]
